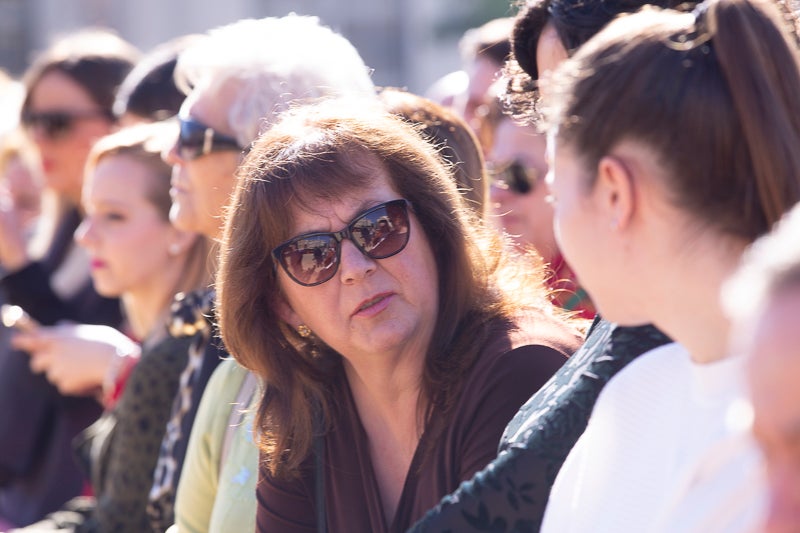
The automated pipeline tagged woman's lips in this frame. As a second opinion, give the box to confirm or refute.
[352,292,394,317]
[90,258,107,269]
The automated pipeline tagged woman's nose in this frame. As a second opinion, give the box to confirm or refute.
[338,238,377,283]
[74,218,94,247]
[162,139,182,166]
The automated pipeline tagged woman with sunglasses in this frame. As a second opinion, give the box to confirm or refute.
[538,0,800,529]
[481,94,594,319]
[218,103,582,533]
[0,29,138,528]
[12,122,208,533]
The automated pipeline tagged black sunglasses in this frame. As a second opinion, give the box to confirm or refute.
[272,199,411,287]
[21,109,111,139]
[177,117,244,161]
[488,160,540,195]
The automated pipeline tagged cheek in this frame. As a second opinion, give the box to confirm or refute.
[551,194,581,253]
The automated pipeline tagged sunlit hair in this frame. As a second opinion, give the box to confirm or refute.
[379,87,488,217]
[724,202,800,333]
[85,122,210,298]
[217,102,561,477]
[543,0,800,241]
[174,14,376,148]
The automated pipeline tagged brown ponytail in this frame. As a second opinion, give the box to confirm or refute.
[707,0,800,235]
[545,0,800,240]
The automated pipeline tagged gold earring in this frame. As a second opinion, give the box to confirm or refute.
[297,325,312,338]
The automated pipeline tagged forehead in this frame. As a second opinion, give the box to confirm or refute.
[86,154,151,200]
[180,78,240,133]
[287,169,399,233]
[29,69,95,109]
[489,118,546,163]
[536,22,569,77]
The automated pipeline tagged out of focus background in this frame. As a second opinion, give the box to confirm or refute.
[0,0,516,94]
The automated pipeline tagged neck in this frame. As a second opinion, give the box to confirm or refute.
[345,355,425,523]
[122,252,192,341]
[122,291,170,342]
[344,353,425,435]
[646,234,748,364]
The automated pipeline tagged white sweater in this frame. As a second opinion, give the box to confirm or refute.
[541,342,765,533]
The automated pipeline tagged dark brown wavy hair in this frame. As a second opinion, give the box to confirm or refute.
[217,102,563,477]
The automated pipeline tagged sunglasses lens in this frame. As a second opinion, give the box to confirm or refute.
[490,161,535,195]
[353,201,410,259]
[508,162,532,194]
[178,118,242,161]
[177,120,205,160]
[277,235,339,286]
[23,113,73,138]
[276,200,411,287]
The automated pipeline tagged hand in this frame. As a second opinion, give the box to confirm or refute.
[12,324,141,397]
[0,195,30,271]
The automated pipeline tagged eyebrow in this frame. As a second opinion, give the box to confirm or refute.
[295,198,389,234]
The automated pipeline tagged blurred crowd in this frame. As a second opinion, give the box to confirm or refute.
[0,0,797,532]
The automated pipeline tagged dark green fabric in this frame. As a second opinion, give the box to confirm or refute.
[17,333,190,533]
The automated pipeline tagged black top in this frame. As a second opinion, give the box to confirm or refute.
[0,208,122,527]
[14,333,191,533]
[407,319,672,533]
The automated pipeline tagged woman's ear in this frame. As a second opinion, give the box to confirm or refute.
[596,154,635,232]
[275,296,302,330]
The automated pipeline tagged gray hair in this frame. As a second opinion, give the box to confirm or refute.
[175,15,376,147]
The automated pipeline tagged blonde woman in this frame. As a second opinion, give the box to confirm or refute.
[13,122,209,532]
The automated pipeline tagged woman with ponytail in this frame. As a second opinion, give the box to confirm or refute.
[538,0,800,530]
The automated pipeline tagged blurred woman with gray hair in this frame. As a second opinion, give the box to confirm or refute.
[146,14,377,533]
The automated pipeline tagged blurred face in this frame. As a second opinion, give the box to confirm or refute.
[76,154,181,298]
[164,84,243,239]
[488,117,556,260]
[536,22,569,83]
[277,170,439,367]
[2,155,42,229]
[461,56,501,132]
[747,288,800,533]
[24,70,113,203]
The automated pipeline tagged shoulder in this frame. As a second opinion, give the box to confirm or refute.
[605,341,690,393]
[586,342,691,431]
[477,309,582,369]
[206,358,250,398]
[125,335,191,392]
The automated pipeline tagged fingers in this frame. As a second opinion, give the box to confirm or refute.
[11,330,48,354]
[11,330,55,376]
[29,351,51,374]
